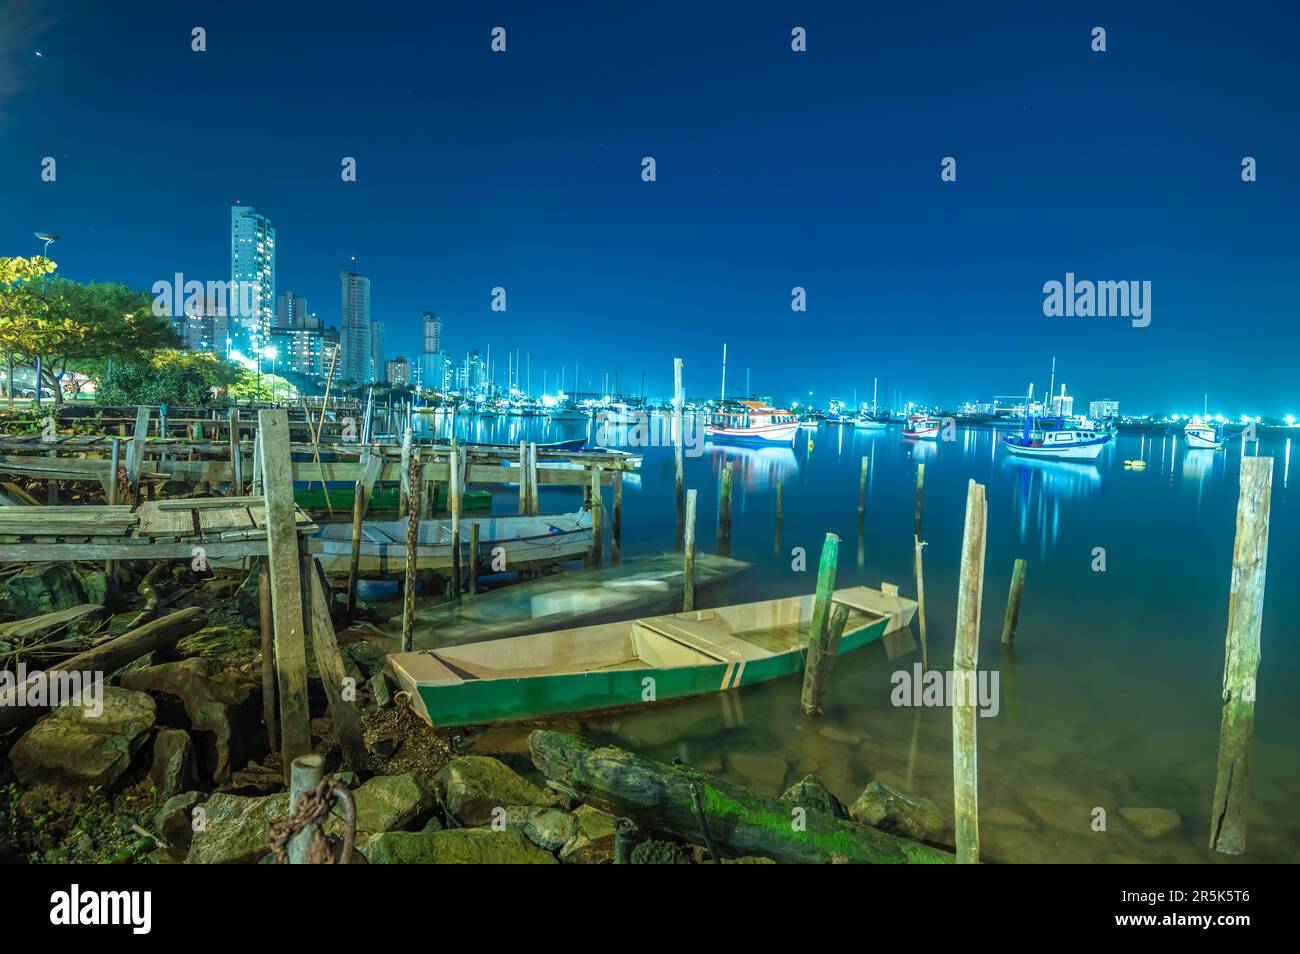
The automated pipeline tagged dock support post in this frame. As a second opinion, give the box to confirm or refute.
[1000,559,1027,645]
[518,440,528,515]
[305,555,366,769]
[258,408,312,782]
[674,357,684,526]
[952,479,987,865]
[400,424,413,517]
[449,445,462,600]
[589,468,603,566]
[800,533,841,715]
[258,557,277,752]
[858,455,869,516]
[683,488,697,611]
[402,450,420,652]
[127,404,149,500]
[227,408,241,494]
[287,753,325,864]
[612,470,623,563]
[719,461,733,542]
[469,521,480,595]
[1210,456,1273,855]
[346,479,364,619]
[914,462,929,670]
[528,442,539,515]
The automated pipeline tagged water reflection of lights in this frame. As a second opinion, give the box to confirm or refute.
[1002,456,1102,557]
[707,444,799,491]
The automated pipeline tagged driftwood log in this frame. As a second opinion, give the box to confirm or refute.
[0,606,206,734]
[528,730,952,864]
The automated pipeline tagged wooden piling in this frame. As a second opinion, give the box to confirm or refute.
[258,557,277,752]
[127,405,149,499]
[518,440,528,515]
[346,479,364,619]
[304,554,366,769]
[589,468,603,566]
[1209,456,1273,855]
[952,479,988,865]
[402,450,420,652]
[799,533,841,714]
[528,442,539,515]
[683,488,698,611]
[914,462,925,539]
[227,408,241,494]
[1000,559,1027,645]
[469,521,481,595]
[400,425,413,516]
[449,445,462,599]
[858,455,869,516]
[719,462,733,541]
[612,470,623,562]
[287,753,325,864]
[257,408,312,780]
[674,358,685,524]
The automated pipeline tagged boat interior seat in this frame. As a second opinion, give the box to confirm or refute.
[634,615,763,663]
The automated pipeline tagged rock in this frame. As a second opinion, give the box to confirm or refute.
[362,828,557,864]
[148,728,194,798]
[9,687,155,788]
[1118,806,1182,839]
[341,641,389,679]
[420,816,444,833]
[120,657,259,784]
[0,604,107,644]
[435,756,560,827]
[559,804,619,864]
[727,751,790,792]
[505,805,578,852]
[219,762,283,796]
[632,839,691,864]
[350,773,435,834]
[850,780,945,841]
[369,727,401,759]
[781,774,849,819]
[156,791,207,849]
[367,672,393,709]
[185,792,287,864]
[2,564,113,616]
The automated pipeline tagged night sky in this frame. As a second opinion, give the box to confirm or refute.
[2,1,1297,415]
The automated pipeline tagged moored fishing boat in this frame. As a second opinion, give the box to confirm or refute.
[1184,418,1225,450]
[852,416,888,430]
[600,401,646,425]
[1002,417,1112,460]
[314,510,592,574]
[388,584,915,726]
[704,400,800,445]
[901,415,940,439]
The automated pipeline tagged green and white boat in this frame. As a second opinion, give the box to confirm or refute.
[388,585,915,727]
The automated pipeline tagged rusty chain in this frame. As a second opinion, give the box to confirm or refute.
[267,775,356,864]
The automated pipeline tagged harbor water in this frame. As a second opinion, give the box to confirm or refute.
[414,410,1298,863]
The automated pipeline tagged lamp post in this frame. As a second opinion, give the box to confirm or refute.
[31,233,58,408]
[265,346,279,403]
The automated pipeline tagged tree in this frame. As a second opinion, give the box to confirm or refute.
[0,256,58,404]
[94,349,242,406]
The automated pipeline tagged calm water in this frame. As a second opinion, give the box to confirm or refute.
[413,411,1298,863]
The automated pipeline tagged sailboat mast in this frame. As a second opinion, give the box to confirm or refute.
[720,343,728,403]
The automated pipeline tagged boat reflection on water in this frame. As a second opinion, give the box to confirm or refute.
[1180,447,1220,482]
[706,443,799,491]
[1002,455,1102,554]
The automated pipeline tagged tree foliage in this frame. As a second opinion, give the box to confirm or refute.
[94,349,242,406]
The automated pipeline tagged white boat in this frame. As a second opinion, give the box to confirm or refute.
[901,415,940,439]
[1184,418,1224,450]
[314,510,593,574]
[600,402,646,425]
[705,400,800,446]
[1002,421,1112,460]
[852,417,888,430]
[547,406,589,421]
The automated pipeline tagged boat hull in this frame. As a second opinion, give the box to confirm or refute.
[1003,434,1111,459]
[705,421,800,445]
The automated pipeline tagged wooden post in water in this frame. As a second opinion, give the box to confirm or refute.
[858,455,869,516]
[589,468,603,566]
[401,450,420,652]
[1209,456,1273,856]
[952,479,987,865]
[227,408,241,494]
[914,462,925,540]
[346,479,364,619]
[469,521,481,595]
[449,445,462,600]
[528,442,539,515]
[800,533,841,714]
[1000,559,1027,645]
[914,462,929,670]
[258,557,277,752]
[718,461,733,542]
[518,440,528,514]
[674,358,685,525]
[257,408,312,781]
[683,489,697,611]
[612,470,623,562]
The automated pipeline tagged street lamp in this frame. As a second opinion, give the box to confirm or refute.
[265,346,279,402]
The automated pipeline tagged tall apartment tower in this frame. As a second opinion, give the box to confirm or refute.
[276,291,309,329]
[339,269,371,383]
[230,205,275,353]
[369,321,386,385]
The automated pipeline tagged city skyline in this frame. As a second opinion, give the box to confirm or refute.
[3,1,1298,416]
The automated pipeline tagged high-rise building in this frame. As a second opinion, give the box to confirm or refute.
[370,321,386,384]
[230,205,275,354]
[386,357,411,386]
[271,321,340,378]
[176,293,227,353]
[339,269,371,383]
[276,291,309,329]
[422,312,442,354]
[1089,399,1120,420]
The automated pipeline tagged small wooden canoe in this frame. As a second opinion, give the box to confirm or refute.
[314,510,592,575]
[389,585,915,727]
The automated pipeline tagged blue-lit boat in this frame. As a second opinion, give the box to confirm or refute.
[705,400,800,446]
[1184,419,1225,450]
[1002,415,1112,460]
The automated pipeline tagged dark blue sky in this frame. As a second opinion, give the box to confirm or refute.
[3,0,1297,415]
